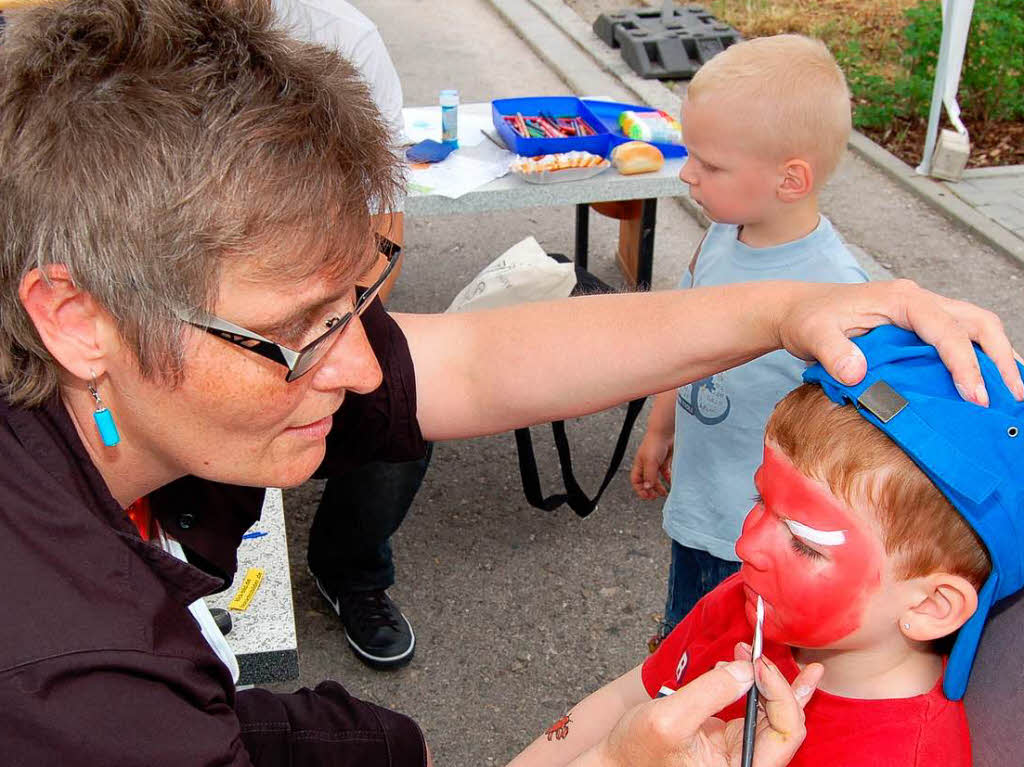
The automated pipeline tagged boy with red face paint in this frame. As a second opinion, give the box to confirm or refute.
[511,326,1024,767]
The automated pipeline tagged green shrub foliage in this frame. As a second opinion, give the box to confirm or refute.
[839,0,1023,130]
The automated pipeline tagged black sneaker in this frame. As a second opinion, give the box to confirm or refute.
[314,577,415,669]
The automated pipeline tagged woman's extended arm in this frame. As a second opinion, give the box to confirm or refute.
[397,280,1021,441]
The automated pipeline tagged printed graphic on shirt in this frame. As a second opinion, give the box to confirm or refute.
[678,373,731,425]
[675,650,689,683]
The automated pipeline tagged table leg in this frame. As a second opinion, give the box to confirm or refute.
[637,198,657,290]
[575,203,589,269]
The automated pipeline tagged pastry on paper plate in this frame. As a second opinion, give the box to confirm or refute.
[511,151,611,184]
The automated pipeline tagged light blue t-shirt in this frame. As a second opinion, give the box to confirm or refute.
[664,216,868,561]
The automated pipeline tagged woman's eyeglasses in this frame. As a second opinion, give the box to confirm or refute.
[176,236,401,382]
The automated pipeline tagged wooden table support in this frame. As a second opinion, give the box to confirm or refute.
[585,198,658,290]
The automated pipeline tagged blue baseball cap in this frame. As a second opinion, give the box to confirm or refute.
[802,325,1024,700]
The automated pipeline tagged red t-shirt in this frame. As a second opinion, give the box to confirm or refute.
[642,575,971,766]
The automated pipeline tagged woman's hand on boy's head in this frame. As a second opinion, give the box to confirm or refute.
[775,279,1024,406]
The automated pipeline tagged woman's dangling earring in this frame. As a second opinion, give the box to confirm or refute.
[88,372,121,447]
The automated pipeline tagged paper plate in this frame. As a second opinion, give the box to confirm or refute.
[514,164,611,184]
[511,152,611,184]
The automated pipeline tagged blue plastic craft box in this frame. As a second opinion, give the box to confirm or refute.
[492,96,687,159]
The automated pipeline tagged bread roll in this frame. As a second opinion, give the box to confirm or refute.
[611,141,664,175]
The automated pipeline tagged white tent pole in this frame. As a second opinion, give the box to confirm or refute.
[942,0,974,136]
[918,0,956,175]
[917,0,974,175]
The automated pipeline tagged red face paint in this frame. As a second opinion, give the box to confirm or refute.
[735,444,884,648]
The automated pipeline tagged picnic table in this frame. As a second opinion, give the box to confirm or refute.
[403,102,686,287]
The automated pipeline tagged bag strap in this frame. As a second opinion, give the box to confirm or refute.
[512,252,650,518]
[514,396,646,517]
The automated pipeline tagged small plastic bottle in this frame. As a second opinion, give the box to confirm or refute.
[440,89,459,146]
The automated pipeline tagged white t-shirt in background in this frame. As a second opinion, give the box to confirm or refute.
[272,0,405,145]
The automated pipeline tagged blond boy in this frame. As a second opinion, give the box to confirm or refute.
[631,35,868,637]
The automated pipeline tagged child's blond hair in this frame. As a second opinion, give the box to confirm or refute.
[687,34,852,186]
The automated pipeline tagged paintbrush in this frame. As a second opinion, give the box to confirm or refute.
[741,595,764,767]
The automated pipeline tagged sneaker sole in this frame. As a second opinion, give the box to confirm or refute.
[344,619,415,669]
[313,575,416,669]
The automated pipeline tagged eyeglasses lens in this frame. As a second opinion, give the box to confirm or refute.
[284,245,399,382]
[286,318,347,382]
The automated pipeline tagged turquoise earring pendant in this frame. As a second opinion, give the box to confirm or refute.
[88,376,121,447]
[93,407,120,447]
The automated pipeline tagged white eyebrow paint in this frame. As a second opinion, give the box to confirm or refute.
[784,519,847,547]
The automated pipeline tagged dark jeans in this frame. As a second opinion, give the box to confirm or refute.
[662,540,740,633]
[307,444,433,593]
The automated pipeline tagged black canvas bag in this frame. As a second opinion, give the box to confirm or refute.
[513,254,646,518]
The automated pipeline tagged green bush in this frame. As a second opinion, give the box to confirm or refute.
[839,0,1024,130]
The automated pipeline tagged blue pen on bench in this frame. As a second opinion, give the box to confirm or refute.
[242,531,268,540]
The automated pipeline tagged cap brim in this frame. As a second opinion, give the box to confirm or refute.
[944,572,999,700]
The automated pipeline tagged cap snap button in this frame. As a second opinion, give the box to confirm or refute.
[178,512,196,530]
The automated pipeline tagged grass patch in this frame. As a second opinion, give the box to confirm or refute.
[702,0,1023,167]
[705,0,918,72]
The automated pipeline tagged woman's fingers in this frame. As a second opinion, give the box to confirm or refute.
[749,657,822,767]
[896,289,988,406]
[933,296,1024,402]
[652,660,755,739]
[783,661,824,710]
[733,642,752,662]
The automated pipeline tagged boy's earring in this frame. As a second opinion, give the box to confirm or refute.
[903,622,911,630]
[87,372,121,447]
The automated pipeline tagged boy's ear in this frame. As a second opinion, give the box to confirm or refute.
[899,573,979,642]
[19,264,118,381]
[776,159,814,203]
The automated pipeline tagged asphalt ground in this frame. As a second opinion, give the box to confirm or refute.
[271,2,1024,765]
